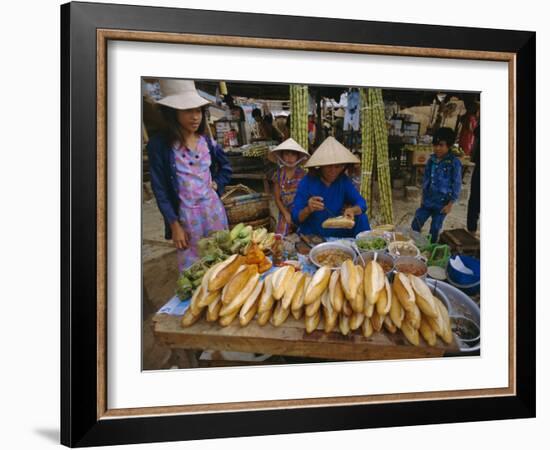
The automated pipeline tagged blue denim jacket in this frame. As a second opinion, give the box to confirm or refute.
[147,133,232,239]
[422,152,462,208]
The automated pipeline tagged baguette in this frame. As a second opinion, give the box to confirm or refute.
[329,270,344,313]
[257,273,275,313]
[339,314,350,336]
[282,271,305,309]
[181,306,202,328]
[239,279,264,318]
[239,301,259,327]
[389,286,405,329]
[272,265,295,301]
[206,296,222,322]
[257,307,272,326]
[409,274,438,318]
[364,260,385,305]
[220,273,260,317]
[401,320,420,346]
[405,303,422,330]
[305,312,321,334]
[190,285,205,316]
[271,301,290,327]
[393,272,416,312]
[221,264,257,305]
[322,215,355,229]
[304,266,331,305]
[383,315,397,334]
[350,312,365,330]
[305,297,321,317]
[351,265,365,313]
[371,310,385,332]
[219,309,238,327]
[292,274,311,311]
[419,317,437,346]
[341,260,359,302]
[208,254,245,291]
[362,317,374,338]
[197,288,222,308]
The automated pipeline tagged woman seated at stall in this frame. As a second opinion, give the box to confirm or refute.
[291,136,370,238]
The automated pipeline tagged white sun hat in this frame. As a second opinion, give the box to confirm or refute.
[156,79,210,110]
[304,136,360,168]
[267,138,310,163]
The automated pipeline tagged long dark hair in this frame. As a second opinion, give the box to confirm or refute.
[159,105,208,145]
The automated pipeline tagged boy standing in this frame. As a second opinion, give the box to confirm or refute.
[411,127,462,243]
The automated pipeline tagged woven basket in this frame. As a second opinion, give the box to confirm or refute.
[221,184,270,224]
[239,215,275,231]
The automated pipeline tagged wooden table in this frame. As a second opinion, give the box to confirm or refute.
[153,314,459,362]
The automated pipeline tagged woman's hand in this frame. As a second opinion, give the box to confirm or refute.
[170,221,189,249]
[307,196,325,213]
[343,207,356,221]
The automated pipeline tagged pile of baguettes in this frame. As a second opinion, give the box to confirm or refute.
[181,254,454,346]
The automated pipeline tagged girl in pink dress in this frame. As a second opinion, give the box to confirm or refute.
[148,80,232,272]
[268,138,309,236]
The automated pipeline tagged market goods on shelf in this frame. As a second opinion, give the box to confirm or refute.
[179,257,456,349]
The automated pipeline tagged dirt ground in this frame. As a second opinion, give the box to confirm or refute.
[141,167,477,369]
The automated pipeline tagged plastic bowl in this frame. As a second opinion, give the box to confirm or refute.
[446,273,480,296]
[447,255,480,286]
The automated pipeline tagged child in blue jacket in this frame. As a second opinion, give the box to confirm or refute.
[411,127,462,243]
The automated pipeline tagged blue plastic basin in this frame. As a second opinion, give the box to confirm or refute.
[447,255,480,286]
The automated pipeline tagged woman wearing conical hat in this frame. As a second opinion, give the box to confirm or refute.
[268,138,309,235]
[147,79,232,272]
[290,137,370,237]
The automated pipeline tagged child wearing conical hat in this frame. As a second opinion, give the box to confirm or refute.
[268,138,309,235]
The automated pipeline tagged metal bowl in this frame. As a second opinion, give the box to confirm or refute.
[394,255,428,278]
[355,235,389,253]
[309,242,356,270]
[450,315,480,345]
[388,240,420,258]
[358,251,395,275]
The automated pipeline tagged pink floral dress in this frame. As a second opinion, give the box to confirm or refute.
[173,135,228,271]
[272,167,306,235]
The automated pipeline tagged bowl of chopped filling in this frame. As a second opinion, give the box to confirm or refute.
[388,240,420,258]
[449,315,480,345]
[355,235,389,252]
[394,256,428,278]
[358,251,395,275]
[309,242,356,270]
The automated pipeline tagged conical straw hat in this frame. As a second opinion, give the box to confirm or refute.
[156,79,210,110]
[267,138,310,163]
[304,136,360,168]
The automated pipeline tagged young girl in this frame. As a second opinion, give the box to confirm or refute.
[268,138,309,235]
[147,79,232,272]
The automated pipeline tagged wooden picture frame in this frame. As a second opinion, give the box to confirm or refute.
[61,1,535,446]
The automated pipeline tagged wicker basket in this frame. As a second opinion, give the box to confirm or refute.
[221,184,271,224]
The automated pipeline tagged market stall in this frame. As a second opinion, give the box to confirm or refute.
[152,222,480,365]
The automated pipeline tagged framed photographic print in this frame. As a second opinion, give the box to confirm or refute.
[61,1,536,447]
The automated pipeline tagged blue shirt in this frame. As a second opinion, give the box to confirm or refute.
[291,174,370,237]
[422,152,462,208]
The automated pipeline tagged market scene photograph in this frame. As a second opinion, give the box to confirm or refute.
[142,78,481,370]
